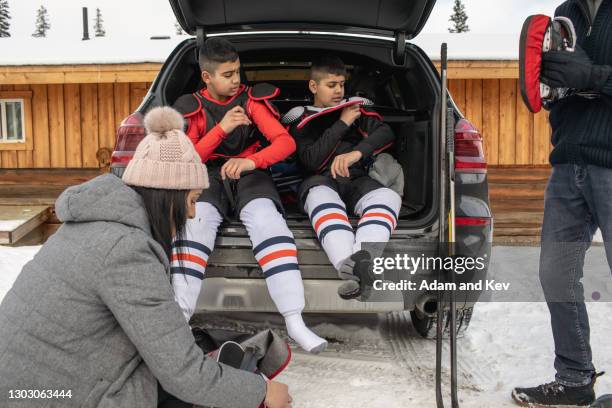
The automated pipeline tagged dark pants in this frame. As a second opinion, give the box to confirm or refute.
[539,164,612,386]
[198,166,283,220]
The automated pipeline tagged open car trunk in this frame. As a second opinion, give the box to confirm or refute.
[171,0,436,39]
[156,36,440,285]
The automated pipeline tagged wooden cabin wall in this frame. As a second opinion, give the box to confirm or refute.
[0,82,150,169]
[0,78,552,169]
[448,79,552,166]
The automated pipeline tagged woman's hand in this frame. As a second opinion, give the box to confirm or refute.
[220,158,256,180]
[330,150,362,179]
[264,380,292,408]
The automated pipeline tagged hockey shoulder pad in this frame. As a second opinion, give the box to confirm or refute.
[293,97,375,130]
[172,93,202,118]
[248,83,281,119]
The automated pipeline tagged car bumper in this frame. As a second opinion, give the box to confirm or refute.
[197,277,406,313]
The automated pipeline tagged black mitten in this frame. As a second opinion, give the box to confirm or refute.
[541,45,612,91]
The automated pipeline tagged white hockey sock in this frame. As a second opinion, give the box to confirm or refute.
[304,185,354,270]
[241,198,327,353]
[353,188,402,254]
[267,272,327,353]
[171,202,223,321]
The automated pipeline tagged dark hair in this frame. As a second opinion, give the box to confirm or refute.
[199,37,239,73]
[131,186,189,260]
[311,55,346,82]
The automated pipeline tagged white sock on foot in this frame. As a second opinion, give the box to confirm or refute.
[284,312,327,353]
[240,199,328,354]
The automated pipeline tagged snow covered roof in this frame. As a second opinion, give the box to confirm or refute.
[0,36,185,66]
[0,33,519,66]
[413,33,519,61]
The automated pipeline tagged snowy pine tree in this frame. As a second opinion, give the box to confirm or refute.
[94,8,106,37]
[0,0,11,37]
[449,0,470,33]
[32,5,50,38]
[174,21,185,36]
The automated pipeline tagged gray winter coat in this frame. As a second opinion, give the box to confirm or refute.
[0,174,266,408]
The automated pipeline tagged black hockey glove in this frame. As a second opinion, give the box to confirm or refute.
[541,45,612,92]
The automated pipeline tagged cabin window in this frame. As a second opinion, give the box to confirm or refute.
[0,91,32,151]
[0,99,25,143]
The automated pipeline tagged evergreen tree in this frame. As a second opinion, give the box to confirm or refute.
[94,8,105,37]
[175,21,185,36]
[32,5,50,38]
[449,0,470,33]
[0,0,10,38]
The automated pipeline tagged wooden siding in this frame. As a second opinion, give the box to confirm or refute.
[0,64,162,85]
[0,82,151,169]
[448,78,552,166]
[0,61,520,85]
[0,62,553,169]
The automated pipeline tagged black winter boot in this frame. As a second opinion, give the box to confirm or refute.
[512,372,604,407]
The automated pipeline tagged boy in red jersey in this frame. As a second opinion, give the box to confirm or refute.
[171,38,326,354]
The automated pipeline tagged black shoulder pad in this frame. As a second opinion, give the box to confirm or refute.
[359,106,383,121]
[172,94,201,117]
[248,83,280,100]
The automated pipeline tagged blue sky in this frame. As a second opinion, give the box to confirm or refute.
[7,0,560,40]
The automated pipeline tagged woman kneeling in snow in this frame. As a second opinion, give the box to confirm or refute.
[0,107,291,408]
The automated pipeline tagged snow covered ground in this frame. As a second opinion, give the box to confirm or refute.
[1,245,610,407]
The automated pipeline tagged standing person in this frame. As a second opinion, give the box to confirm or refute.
[170,37,327,353]
[513,0,612,406]
[0,107,292,408]
[287,55,401,300]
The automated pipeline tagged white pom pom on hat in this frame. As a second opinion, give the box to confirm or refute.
[144,106,185,136]
[122,106,209,190]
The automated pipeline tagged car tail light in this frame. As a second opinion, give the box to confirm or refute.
[455,217,491,226]
[454,119,487,173]
[111,113,145,167]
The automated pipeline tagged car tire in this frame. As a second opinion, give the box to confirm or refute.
[409,306,474,339]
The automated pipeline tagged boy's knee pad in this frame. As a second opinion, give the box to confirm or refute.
[356,187,401,215]
[185,202,222,236]
[240,197,279,218]
[305,185,343,208]
[519,14,576,113]
[184,203,223,245]
[240,198,287,235]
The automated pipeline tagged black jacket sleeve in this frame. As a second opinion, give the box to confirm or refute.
[602,75,612,97]
[293,120,350,172]
[353,114,395,159]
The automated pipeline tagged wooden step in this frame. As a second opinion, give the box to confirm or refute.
[0,169,102,206]
[491,199,545,213]
[487,166,551,184]
[0,205,51,245]
[493,235,541,246]
[8,223,60,247]
[494,226,542,236]
[489,183,547,200]
[0,169,102,185]
[1,167,552,246]
[0,185,68,206]
[492,211,543,226]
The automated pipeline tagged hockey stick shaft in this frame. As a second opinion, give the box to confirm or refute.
[436,42,449,408]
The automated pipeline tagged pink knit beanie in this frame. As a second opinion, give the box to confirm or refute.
[122,107,209,190]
